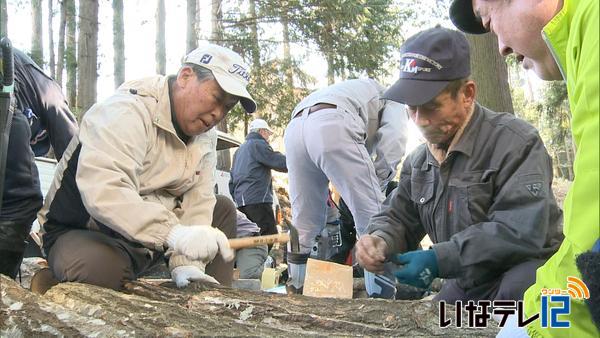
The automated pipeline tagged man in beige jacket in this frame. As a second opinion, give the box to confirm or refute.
[38,44,257,290]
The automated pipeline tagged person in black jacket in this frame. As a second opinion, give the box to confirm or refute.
[229,119,287,238]
[0,48,78,279]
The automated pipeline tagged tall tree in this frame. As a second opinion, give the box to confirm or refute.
[210,0,231,171]
[467,34,514,113]
[211,0,223,44]
[56,0,67,86]
[48,0,56,78]
[113,0,125,88]
[222,0,313,130]
[293,0,404,84]
[186,0,198,53]
[65,0,76,107]
[1,0,7,38]
[77,0,98,116]
[155,0,166,75]
[280,3,293,89]
[31,0,44,66]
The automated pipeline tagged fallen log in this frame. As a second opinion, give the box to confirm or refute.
[1,274,500,336]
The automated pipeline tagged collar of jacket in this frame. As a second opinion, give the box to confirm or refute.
[246,131,265,141]
[123,75,203,144]
[153,76,181,138]
[542,0,574,82]
[423,103,482,169]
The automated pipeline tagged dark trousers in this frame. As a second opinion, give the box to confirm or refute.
[434,259,546,303]
[46,195,237,290]
[0,219,34,279]
[238,203,277,236]
[0,111,42,279]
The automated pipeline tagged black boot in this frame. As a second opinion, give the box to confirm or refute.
[0,249,25,279]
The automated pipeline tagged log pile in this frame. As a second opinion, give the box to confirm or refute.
[1,274,500,337]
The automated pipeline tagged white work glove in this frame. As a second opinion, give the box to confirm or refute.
[171,265,219,288]
[167,224,235,262]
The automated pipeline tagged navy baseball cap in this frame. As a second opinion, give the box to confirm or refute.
[449,0,488,35]
[383,27,471,106]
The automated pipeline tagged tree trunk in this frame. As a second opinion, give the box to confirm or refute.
[1,274,500,336]
[113,0,125,88]
[326,52,335,85]
[65,0,76,107]
[186,0,198,53]
[31,0,44,66]
[76,0,99,117]
[248,0,260,70]
[155,0,166,75]
[210,0,230,171]
[563,140,574,181]
[0,0,7,38]
[48,0,56,78]
[466,34,514,113]
[281,9,293,88]
[210,0,222,44]
[56,0,67,86]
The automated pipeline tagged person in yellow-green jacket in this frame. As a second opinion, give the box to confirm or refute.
[449,0,599,337]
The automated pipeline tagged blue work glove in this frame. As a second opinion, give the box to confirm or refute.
[392,249,439,289]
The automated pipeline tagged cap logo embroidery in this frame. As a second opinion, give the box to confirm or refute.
[199,54,213,64]
[401,58,431,74]
[229,64,250,82]
[400,52,443,72]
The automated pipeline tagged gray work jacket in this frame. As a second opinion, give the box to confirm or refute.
[368,104,563,290]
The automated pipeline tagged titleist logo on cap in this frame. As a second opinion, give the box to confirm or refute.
[229,64,250,82]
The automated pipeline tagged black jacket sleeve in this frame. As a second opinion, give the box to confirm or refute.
[13,49,78,160]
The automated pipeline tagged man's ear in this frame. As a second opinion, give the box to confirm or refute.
[177,66,194,87]
[462,80,476,105]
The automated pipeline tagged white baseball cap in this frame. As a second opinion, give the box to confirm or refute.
[183,44,257,113]
[249,119,273,133]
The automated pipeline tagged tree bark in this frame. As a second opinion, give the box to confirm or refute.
[76,0,99,117]
[281,7,293,89]
[31,0,44,66]
[326,52,335,85]
[112,0,125,88]
[466,33,514,113]
[65,0,77,107]
[186,0,198,53]
[0,0,7,38]
[248,0,260,70]
[56,0,67,86]
[155,0,166,75]
[1,274,500,336]
[210,0,222,44]
[210,0,231,171]
[48,0,56,78]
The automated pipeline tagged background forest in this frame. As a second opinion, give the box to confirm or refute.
[0,0,574,180]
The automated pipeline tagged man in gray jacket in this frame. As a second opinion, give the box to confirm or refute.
[356,27,563,302]
[284,78,408,297]
[229,118,287,238]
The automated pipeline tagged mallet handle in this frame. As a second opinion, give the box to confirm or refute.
[229,233,290,249]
